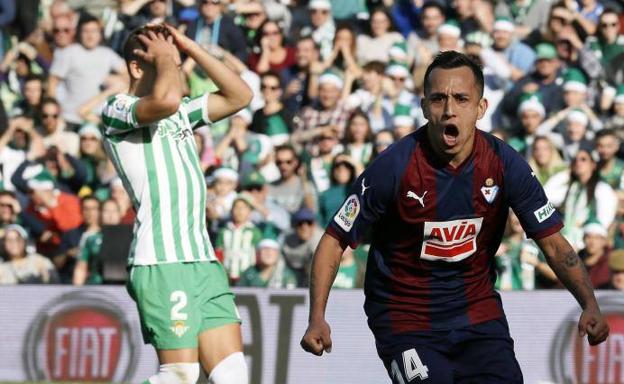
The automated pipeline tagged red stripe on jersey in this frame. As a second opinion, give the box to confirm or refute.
[464,131,506,324]
[424,240,473,256]
[387,140,438,332]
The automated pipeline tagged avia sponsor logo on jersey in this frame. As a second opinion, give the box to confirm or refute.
[551,296,624,384]
[334,194,360,232]
[534,201,555,223]
[421,218,484,262]
[23,291,140,383]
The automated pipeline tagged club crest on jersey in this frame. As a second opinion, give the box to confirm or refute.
[421,218,484,262]
[334,194,360,232]
[481,178,499,204]
[170,321,189,338]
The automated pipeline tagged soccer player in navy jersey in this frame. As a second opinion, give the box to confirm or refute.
[300,51,609,383]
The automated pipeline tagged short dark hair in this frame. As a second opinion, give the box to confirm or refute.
[81,195,101,207]
[422,1,446,16]
[40,96,60,109]
[423,51,484,98]
[595,128,619,141]
[362,60,386,74]
[122,25,172,65]
[260,71,282,87]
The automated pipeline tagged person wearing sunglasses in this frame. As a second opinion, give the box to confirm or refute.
[248,19,296,73]
[36,97,80,158]
[587,8,624,66]
[185,0,247,62]
[250,71,294,145]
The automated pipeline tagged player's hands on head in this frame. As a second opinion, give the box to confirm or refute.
[578,306,609,346]
[134,26,181,65]
[163,23,197,54]
[301,318,332,356]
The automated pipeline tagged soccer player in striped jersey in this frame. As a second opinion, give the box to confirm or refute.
[101,25,252,384]
[301,51,610,383]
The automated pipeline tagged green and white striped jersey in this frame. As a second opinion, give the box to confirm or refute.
[101,93,216,265]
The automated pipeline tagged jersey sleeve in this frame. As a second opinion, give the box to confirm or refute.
[325,152,401,249]
[100,94,141,135]
[181,94,211,130]
[502,143,563,240]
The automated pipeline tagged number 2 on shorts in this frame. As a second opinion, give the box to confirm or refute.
[170,290,188,321]
[391,348,429,382]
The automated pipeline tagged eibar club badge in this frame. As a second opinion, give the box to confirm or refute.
[480,178,499,204]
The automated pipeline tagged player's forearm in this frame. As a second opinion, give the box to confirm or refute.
[152,55,183,104]
[309,233,344,321]
[537,233,599,310]
[186,44,252,110]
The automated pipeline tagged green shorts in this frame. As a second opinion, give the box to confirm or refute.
[127,261,240,350]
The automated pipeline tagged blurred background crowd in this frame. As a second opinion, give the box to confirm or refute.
[0,0,623,292]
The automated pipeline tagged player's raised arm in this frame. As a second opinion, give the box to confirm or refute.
[535,232,609,346]
[164,24,252,122]
[129,28,184,125]
[300,233,345,356]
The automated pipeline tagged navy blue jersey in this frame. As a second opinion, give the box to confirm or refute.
[326,126,562,341]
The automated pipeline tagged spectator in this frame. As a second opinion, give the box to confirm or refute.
[215,193,262,283]
[437,19,464,53]
[282,207,323,286]
[0,224,59,284]
[248,20,296,73]
[50,14,76,51]
[542,109,594,161]
[344,61,393,132]
[491,17,536,84]
[73,198,122,286]
[186,0,247,62]
[240,171,290,233]
[508,94,546,157]
[595,129,624,190]
[371,129,395,159]
[524,2,576,48]
[607,249,624,290]
[342,110,374,170]
[495,0,553,39]
[305,0,335,61]
[450,0,493,36]
[545,148,617,250]
[13,75,45,121]
[283,36,320,112]
[37,97,80,157]
[48,14,127,129]
[0,191,22,234]
[304,127,342,194]
[0,116,45,191]
[495,211,525,291]
[587,9,624,66]
[235,1,267,53]
[237,236,298,288]
[603,85,624,135]
[250,71,294,145]
[295,70,350,146]
[528,135,568,186]
[206,167,239,222]
[356,7,404,65]
[406,1,445,69]
[268,144,317,214]
[501,43,565,130]
[578,221,612,289]
[77,123,113,198]
[323,23,359,74]
[317,157,356,227]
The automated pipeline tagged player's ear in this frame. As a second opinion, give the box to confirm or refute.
[128,60,144,81]
[476,97,488,121]
[422,98,431,121]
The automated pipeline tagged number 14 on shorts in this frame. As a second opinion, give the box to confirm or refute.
[391,348,429,383]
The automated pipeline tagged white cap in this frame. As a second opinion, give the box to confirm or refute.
[308,0,331,10]
[563,81,588,93]
[393,115,414,127]
[318,72,344,89]
[493,19,515,33]
[78,123,102,140]
[583,222,607,237]
[386,64,410,78]
[567,110,589,126]
[438,23,461,38]
[213,167,239,182]
[518,99,545,117]
[258,238,280,250]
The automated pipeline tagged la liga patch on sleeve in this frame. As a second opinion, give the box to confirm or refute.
[334,194,360,232]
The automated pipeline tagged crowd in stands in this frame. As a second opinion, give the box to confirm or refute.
[0,0,623,291]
